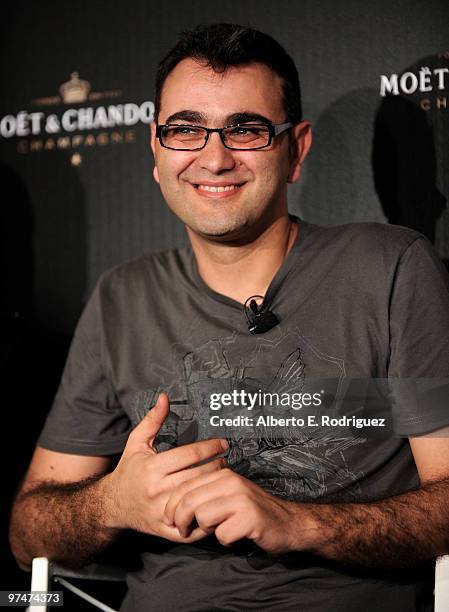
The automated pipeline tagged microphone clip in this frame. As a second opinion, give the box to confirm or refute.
[244,295,279,335]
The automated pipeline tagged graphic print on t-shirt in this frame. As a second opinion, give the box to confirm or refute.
[131,325,367,501]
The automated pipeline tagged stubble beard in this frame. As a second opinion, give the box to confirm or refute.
[187,211,252,243]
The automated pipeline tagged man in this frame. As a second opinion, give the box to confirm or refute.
[9,24,449,612]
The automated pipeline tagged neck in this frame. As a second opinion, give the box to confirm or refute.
[187,215,297,304]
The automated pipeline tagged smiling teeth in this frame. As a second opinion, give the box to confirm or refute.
[197,184,238,192]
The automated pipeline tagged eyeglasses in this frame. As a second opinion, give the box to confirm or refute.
[156,122,293,151]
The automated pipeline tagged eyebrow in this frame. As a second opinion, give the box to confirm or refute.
[164,110,205,124]
[226,112,272,126]
[163,110,273,126]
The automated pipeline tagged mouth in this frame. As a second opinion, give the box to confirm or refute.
[191,182,245,198]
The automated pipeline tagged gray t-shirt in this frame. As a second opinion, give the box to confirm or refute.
[38,219,449,611]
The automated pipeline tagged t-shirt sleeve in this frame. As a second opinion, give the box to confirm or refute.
[388,236,449,435]
[37,276,132,455]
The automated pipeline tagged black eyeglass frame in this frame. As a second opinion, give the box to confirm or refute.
[155,122,293,151]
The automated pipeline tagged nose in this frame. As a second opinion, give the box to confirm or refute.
[196,132,236,174]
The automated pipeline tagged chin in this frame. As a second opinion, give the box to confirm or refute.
[196,225,243,240]
[187,214,246,236]
[192,219,263,244]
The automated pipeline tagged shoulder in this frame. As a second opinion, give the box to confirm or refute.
[296,221,442,292]
[303,221,426,262]
[94,246,191,300]
[308,221,422,248]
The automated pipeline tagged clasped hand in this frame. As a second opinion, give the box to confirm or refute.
[105,393,307,555]
[163,465,303,555]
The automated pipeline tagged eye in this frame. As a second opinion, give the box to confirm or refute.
[162,125,205,145]
[229,126,265,136]
[172,126,202,135]
[225,124,270,144]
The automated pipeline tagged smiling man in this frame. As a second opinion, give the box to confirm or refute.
[152,61,303,238]
[9,24,449,612]
[150,53,310,304]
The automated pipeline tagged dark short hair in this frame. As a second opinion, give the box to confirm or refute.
[154,23,302,124]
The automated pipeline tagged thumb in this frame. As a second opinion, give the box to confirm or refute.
[128,392,170,451]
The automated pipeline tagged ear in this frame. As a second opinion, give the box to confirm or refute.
[287,121,312,183]
[150,122,160,184]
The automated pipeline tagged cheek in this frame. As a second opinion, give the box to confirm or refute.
[239,155,271,184]
[248,148,290,184]
[256,159,286,190]
[156,151,195,184]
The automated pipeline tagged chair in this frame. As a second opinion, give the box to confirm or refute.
[435,555,449,611]
[28,557,126,612]
[30,554,449,612]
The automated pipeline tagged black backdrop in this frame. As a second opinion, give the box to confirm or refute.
[1,0,448,598]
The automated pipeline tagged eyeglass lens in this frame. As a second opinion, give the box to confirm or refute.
[161,125,271,150]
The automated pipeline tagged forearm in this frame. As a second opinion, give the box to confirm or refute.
[9,474,121,571]
[298,477,449,568]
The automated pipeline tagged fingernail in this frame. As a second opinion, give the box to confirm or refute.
[221,439,229,451]
[165,514,175,526]
[156,391,167,404]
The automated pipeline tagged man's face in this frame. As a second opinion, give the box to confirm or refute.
[151,58,310,243]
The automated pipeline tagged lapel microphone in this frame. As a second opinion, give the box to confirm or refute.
[244,295,279,335]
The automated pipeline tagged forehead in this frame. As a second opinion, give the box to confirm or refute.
[158,58,285,123]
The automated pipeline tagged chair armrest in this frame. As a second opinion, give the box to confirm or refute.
[435,555,449,612]
[29,556,124,612]
[28,558,52,612]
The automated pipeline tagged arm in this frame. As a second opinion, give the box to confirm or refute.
[307,431,449,568]
[300,433,449,568]
[164,432,449,569]
[9,449,117,571]
[10,394,227,571]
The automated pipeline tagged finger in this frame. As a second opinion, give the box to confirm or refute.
[167,457,226,488]
[154,438,228,475]
[169,477,236,535]
[215,514,250,547]
[127,393,170,452]
[179,496,239,538]
[164,470,230,525]
[157,521,212,544]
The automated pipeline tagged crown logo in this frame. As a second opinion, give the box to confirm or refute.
[59,72,91,104]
